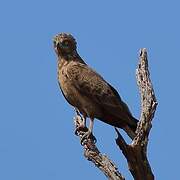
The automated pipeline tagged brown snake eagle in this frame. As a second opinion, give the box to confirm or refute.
[53,33,138,142]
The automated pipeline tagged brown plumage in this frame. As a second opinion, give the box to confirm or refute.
[53,33,138,140]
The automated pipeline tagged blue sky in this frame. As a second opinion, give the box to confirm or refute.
[0,0,179,179]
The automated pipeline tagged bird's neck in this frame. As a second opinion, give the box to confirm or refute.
[58,50,86,64]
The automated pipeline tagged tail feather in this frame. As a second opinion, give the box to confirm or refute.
[124,116,138,140]
[123,126,136,139]
[128,116,138,132]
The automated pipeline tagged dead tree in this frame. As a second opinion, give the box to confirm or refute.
[74,48,158,180]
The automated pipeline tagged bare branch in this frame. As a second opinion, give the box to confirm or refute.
[116,48,157,180]
[74,114,125,180]
[133,48,157,147]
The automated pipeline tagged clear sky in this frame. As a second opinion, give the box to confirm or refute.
[0,0,179,179]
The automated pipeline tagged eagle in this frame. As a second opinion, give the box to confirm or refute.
[53,33,138,141]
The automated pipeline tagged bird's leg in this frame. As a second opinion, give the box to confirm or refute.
[81,115,87,128]
[80,118,97,144]
[75,109,88,135]
[75,115,88,135]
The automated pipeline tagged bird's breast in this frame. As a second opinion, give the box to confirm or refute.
[57,62,81,109]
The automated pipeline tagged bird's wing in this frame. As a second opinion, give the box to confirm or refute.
[67,62,131,116]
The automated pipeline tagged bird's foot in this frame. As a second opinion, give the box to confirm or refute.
[74,125,88,136]
[80,131,97,145]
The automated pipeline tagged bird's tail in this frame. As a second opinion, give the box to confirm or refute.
[123,116,138,140]
[129,116,138,132]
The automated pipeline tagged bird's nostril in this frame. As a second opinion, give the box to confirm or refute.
[55,42,60,47]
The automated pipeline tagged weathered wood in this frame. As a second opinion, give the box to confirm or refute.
[116,48,157,180]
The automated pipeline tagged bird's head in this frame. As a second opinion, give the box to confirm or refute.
[53,33,77,58]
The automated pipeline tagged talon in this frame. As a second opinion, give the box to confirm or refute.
[80,131,90,145]
[80,131,97,145]
[74,125,88,135]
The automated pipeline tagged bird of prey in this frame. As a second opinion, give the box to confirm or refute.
[53,33,138,141]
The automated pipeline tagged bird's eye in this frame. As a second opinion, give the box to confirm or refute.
[62,40,69,47]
